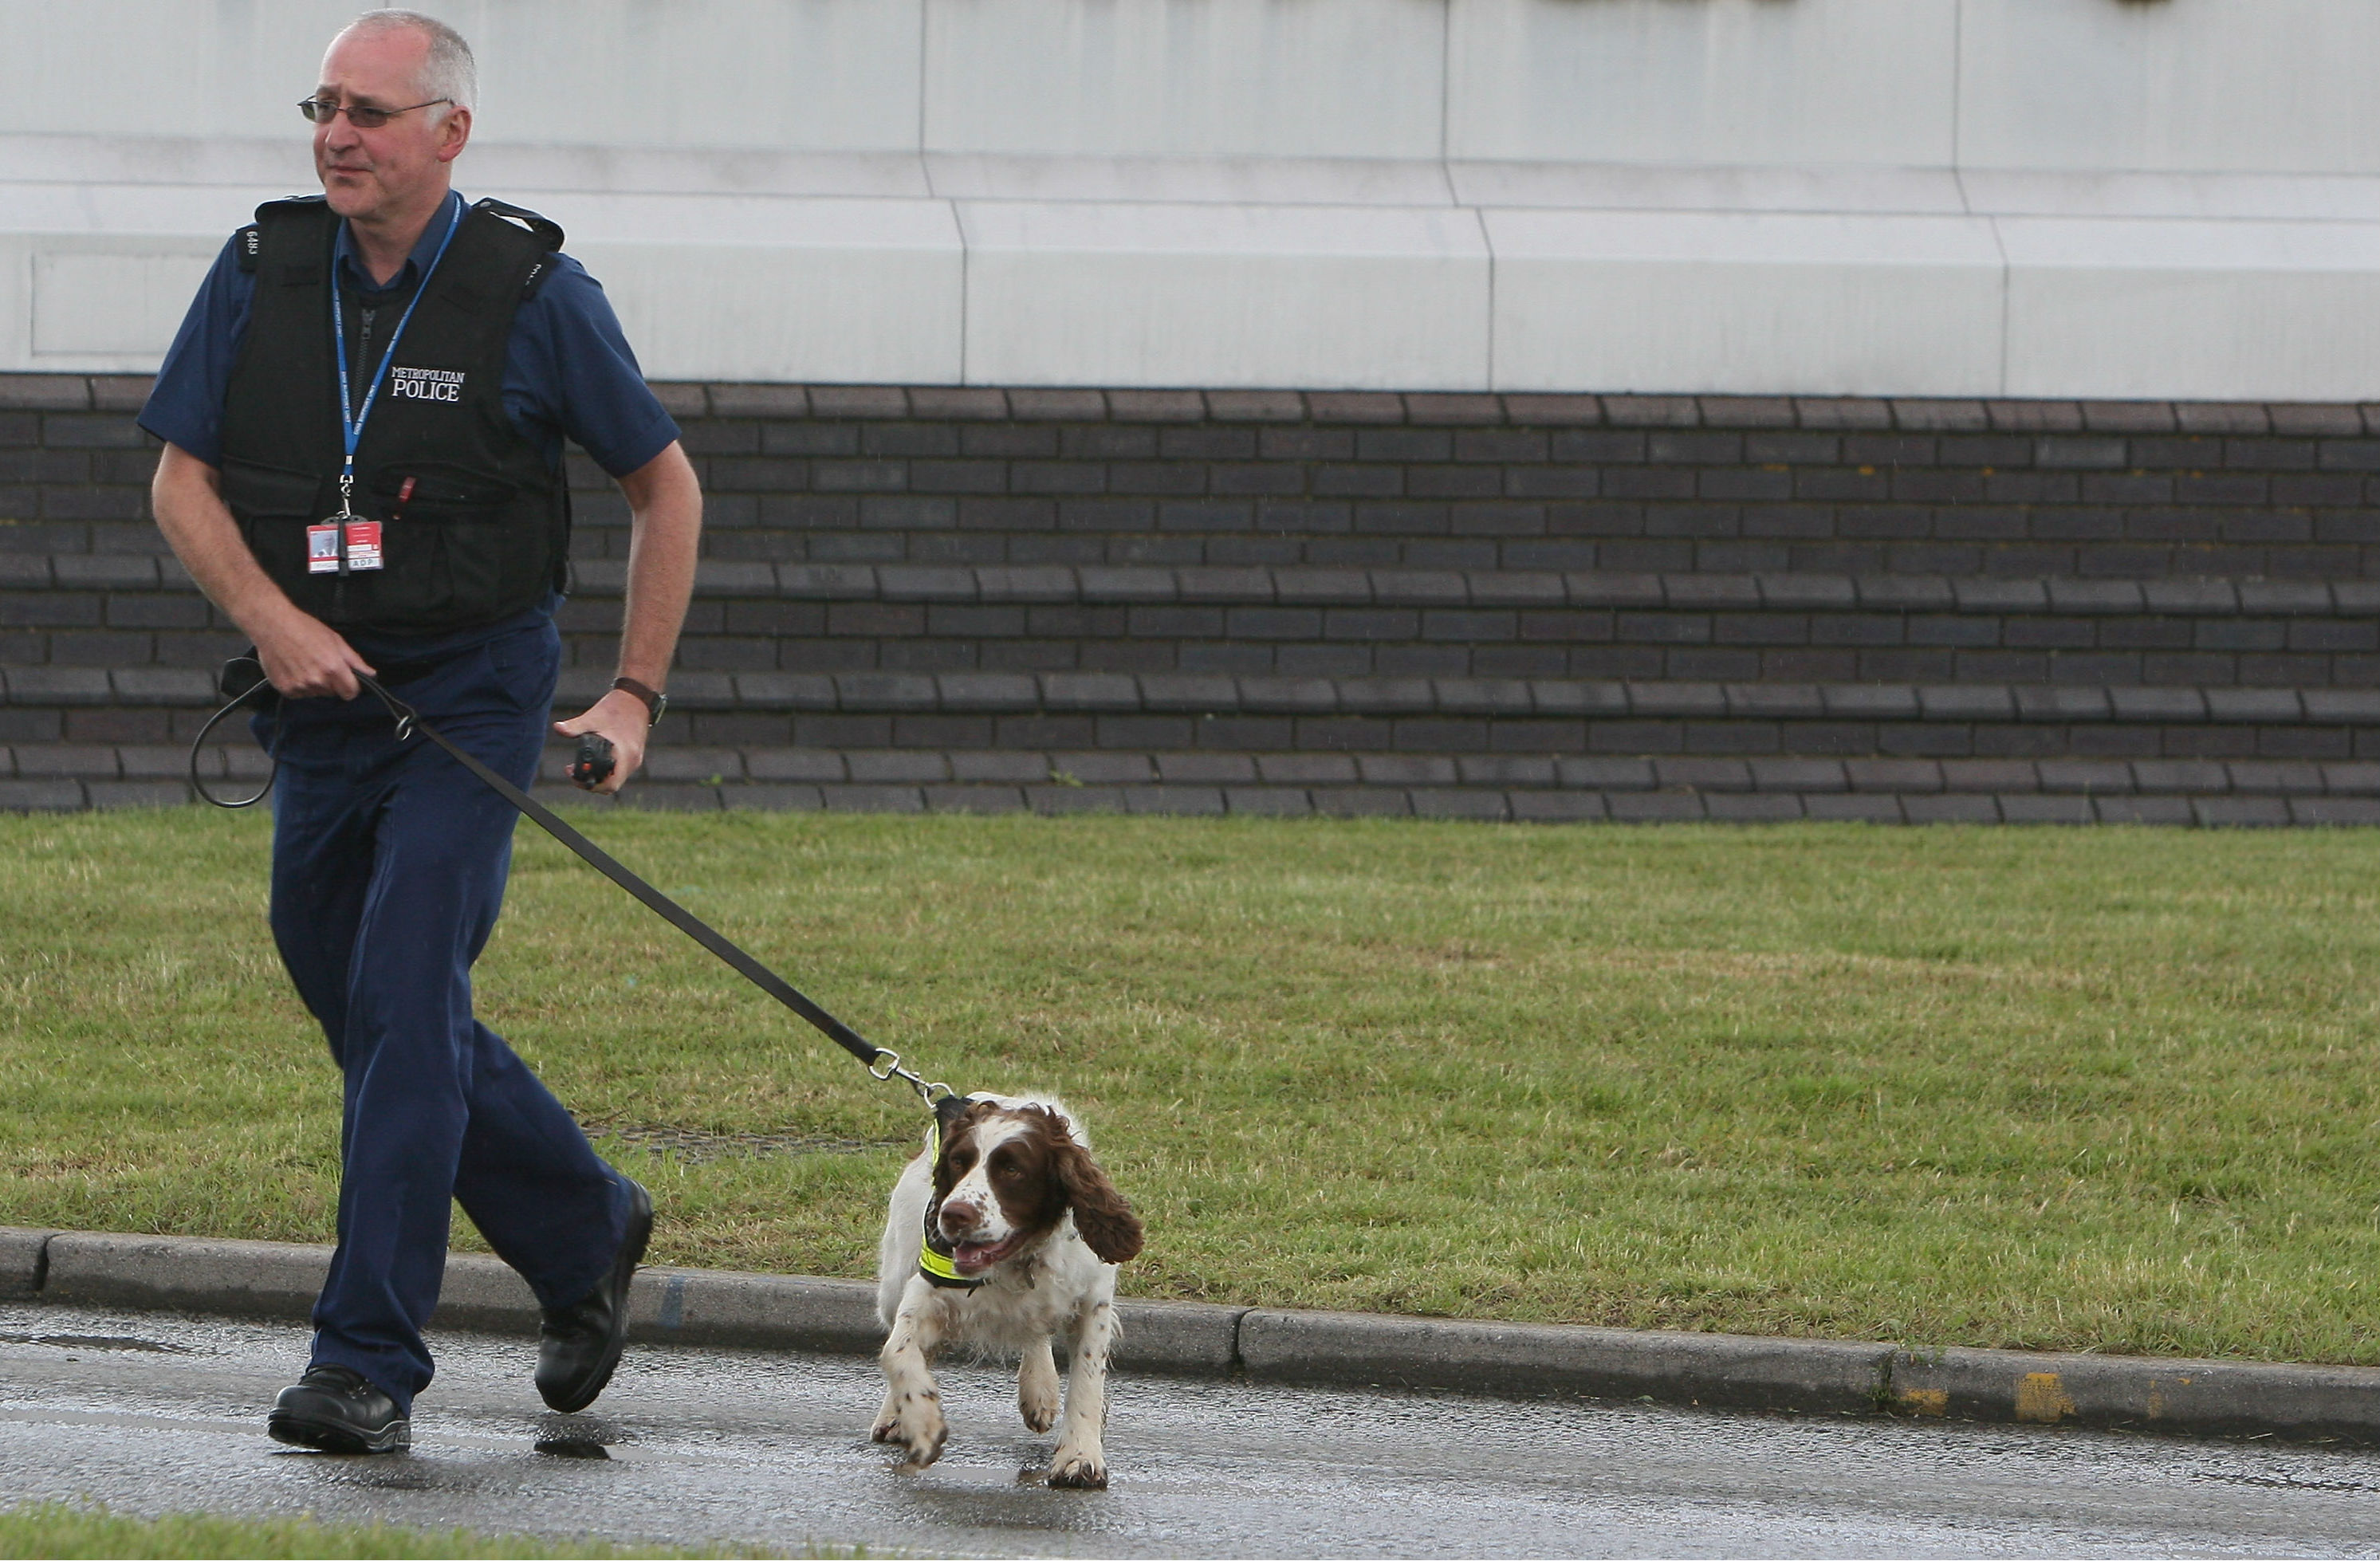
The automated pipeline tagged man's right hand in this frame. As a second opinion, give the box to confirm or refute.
[152,444,377,703]
[255,609,376,701]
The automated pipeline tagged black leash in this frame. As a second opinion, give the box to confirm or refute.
[188,661,281,809]
[190,657,958,1109]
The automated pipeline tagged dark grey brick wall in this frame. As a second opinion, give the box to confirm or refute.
[600,388,2380,583]
[6,373,2378,821]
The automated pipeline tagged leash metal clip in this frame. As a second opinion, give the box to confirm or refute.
[869,1049,954,1105]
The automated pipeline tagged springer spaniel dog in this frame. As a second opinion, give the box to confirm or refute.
[874,1093,1144,1488]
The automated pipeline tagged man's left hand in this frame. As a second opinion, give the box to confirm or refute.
[553,689,651,795]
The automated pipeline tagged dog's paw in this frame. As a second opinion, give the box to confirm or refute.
[1048,1444,1107,1490]
[885,1394,948,1468]
[1017,1362,1060,1433]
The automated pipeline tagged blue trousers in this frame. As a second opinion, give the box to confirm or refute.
[259,617,629,1415]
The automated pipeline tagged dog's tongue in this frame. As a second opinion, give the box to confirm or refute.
[954,1240,1004,1273]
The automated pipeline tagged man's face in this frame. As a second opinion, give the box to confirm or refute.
[311,26,470,224]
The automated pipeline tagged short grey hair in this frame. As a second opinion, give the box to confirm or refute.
[344,10,477,116]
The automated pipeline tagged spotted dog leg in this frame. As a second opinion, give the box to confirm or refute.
[873,1276,951,1468]
[1017,1336,1060,1433]
[1048,1296,1117,1489]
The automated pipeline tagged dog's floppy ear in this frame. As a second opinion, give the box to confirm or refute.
[1052,1138,1144,1264]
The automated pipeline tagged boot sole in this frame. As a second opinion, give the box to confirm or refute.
[267,1409,411,1454]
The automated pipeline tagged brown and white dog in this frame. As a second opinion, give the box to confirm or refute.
[873,1093,1143,1488]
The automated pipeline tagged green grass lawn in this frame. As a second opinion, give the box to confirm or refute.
[5,808,2379,1365]
[0,1502,794,1559]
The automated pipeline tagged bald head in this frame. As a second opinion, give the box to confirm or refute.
[336,10,477,124]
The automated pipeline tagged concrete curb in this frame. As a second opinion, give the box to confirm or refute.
[1239,1308,1892,1414]
[9,1227,1241,1378]
[0,1227,52,1299]
[1887,1345,2380,1444]
[10,1225,2380,1442]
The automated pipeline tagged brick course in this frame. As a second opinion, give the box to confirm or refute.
[7,372,2378,820]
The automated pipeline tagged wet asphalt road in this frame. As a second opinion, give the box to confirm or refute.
[9,1303,2380,1558]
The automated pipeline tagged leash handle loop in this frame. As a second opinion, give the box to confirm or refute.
[190,660,280,808]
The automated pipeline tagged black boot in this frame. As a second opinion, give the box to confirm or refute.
[268,1364,410,1453]
[535,1178,653,1413]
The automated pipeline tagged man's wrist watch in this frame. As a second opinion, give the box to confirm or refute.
[612,676,667,727]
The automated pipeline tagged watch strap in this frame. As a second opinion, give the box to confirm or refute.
[612,675,667,725]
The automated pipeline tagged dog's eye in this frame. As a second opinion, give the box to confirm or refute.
[948,1150,975,1173]
[991,1157,1025,1181]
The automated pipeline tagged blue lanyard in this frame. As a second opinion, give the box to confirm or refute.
[330,195,466,514]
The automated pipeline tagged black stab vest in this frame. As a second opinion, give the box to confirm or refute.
[218,195,570,632]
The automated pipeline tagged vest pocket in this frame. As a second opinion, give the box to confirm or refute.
[360,465,515,626]
[222,457,320,517]
[216,456,532,631]
[221,458,339,618]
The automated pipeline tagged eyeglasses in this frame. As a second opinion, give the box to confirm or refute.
[298,96,450,129]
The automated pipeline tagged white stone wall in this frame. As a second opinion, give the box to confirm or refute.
[6,0,2378,396]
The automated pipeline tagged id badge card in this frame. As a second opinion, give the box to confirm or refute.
[307,522,343,575]
[305,519,386,574]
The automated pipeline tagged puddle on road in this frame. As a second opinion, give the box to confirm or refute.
[533,1410,627,1460]
[2193,1469,2380,1496]
[0,1331,186,1354]
[534,1437,612,1459]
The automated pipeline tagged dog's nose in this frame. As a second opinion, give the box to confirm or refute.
[939,1200,981,1237]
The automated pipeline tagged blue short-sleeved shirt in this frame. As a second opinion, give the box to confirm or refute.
[141,188,679,481]
[140,188,681,659]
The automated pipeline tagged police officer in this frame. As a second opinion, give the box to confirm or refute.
[140,10,702,1453]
